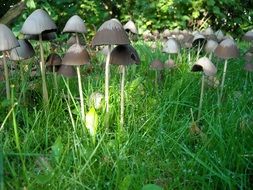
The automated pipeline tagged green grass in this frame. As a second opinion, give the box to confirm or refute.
[1,40,253,189]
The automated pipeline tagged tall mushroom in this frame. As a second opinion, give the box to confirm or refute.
[110,44,140,128]
[214,38,239,105]
[62,43,90,121]
[0,24,19,99]
[21,9,57,104]
[91,18,130,127]
[191,57,217,122]
[9,39,35,98]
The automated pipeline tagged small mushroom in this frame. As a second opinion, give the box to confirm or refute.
[150,59,164,86]
[214,38,239,105]
[192,33,206,60]
[123,20,138,41]
[204,39,218,60]
[91,18,130,127]
[21,9,57,104]
[243,30,253,42]
[0,24,19,99]
[163,38,181,64]
[191,57,217,122]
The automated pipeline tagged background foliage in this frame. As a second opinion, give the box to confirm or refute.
[1,0,253,37]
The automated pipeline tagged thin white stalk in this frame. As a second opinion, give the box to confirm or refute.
[76,66,85,121]
[188,50,191,64]
[76,32,80,44]
[105,45,111,127]
[39,34,49,104]
[197,74,205,122]
[209,52,213,60]
[3,52,10,99]
[219,59,228,106]
[120,65,126,128]
[53,66,58,91]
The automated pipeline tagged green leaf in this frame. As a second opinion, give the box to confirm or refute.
[26,0,36,9]
[85,107,98,143]
[142,184,163,190]
[119,175,132,190]
[51,136,63,164]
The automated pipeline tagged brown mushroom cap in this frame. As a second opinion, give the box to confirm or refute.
[110,44,140,66]
[191,57,217,76]
[57,65,77,77]
[9,39,35,61]
[164,59,175,69]
[150,59,164,70]
[21,9,57,35]
[214,38,239,59]
[91,18,130,46]
[204,40,218,54]
[0,24,19,51]
[62,43,90,66]
[46,53,62,66]
[163,38,181,54]
[123,20,138,34]
[63,15,87,34]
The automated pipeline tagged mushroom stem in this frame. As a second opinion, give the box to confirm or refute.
[120,65,126,128]
[39,34,49,104]
[53,66,58,91]
[19,62,26,100]
[3,51,10,99]
[209,52,213,60]
[219,59,228,105]
[197,74,205,122]
[105,45,111,127]
[76,66,85,121]
[75,32,80,44]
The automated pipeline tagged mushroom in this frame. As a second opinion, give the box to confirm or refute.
[45,53,62,90]
[243,30,253,42]
[123,20,138,40]
[215,29,225,42]
[163,37,181,64]
[21,9,57,104]
[110,44,140,128]
[214,38,239,105]
[91,18,130,127]
[62,43,90,121]
[0,24,19,99]
[192,33,206,60]
[191,57,217,122]
[9,39,35,99]
[150,59,164,86]
[204,39,218,60]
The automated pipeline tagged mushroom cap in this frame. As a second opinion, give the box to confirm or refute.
[0,24,19,51]
[21,9,57,35]
[204,39,218,54]
[244,52,253,62]
[192,33,206,47]
[91,18,130,46]
[243,30,253,41]
[163,38,181,54]
[46,53,62,66]
[67,34,85,47]
[244,63,253,72]
[162,29,171,38]
[123,20,138,34]
[110,44,140,66]
[191,57,217,76]
[63,15,87,34]
[24,32,57,41]
[150,59,164,70]
[57,65,76,77]
[214,38,239,59]
[164,59,175,69]
[62,43,90,66]
[203,27,214,36]
[9,39,35,61]
[215,29,225,42]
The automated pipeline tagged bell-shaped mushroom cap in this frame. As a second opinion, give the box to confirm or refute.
[191,57,217,76]
[63,15,87,34]
[162,29,171,39]
[46,53,62,66]
[215,29,225,42]
[9,39,35,60]
[91,18,130,46]
[0,24,19,51]
[57,65,76,77]
[21,9,57,35]
[150,59,164,70]
[123,20,138,34]
[110,44,140,66]
[62,43,90,66]
[204,39,218,54]
[67,34,85,47]
[192,33,206,47]
[24,32,57,41]
[243,30,253,41]
[214,39,239,59]
[163,38,181,54]
[244,63,253,72]
[203,27,214,36]
[164,59,175,69]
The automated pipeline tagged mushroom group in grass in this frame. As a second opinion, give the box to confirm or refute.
[191,57,217,123]
[214,38,239,105]
[21,9,57,104]
[0,24,19,100]
[9,39,35,99]
[110,44,140,128]
[91,18,130,127]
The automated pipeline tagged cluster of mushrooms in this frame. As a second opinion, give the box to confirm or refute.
[0,8,251,129]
